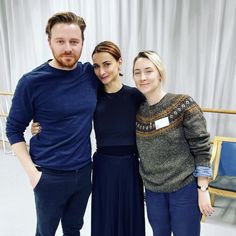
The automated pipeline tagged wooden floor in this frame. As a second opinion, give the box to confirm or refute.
[0,149,236,236]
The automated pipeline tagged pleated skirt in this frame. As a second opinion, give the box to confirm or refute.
[91,152,145,236]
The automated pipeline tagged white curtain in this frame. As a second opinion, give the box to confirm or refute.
[0,0,236,138]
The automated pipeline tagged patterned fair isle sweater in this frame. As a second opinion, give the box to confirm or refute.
[136,93,211,192]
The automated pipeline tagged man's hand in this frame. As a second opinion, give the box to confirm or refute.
[30,170,42,189]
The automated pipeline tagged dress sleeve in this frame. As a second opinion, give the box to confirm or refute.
[133,88,145,111]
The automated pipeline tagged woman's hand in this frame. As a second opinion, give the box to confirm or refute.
[198,190,214,216]
[197,176,214,216]
[31,122,41,136]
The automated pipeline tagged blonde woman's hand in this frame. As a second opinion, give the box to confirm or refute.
[198,190,214,216]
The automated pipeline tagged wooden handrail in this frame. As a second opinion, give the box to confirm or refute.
[202,108,236,115]
[0,113,8,117]
[0,92,13,96]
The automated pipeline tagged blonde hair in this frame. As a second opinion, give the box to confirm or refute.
[133,50,166,82]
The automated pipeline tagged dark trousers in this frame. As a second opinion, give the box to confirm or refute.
[34,163,92,236]
[145,181,201,236]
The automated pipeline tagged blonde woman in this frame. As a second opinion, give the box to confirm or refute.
[133,51,214,236]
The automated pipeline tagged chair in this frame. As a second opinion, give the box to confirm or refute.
[202,136,236,222]
[209,136,236,202]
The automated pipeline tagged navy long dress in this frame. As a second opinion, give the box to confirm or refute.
[91,85,145,236]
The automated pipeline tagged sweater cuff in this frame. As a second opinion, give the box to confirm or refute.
[193,166,212,177]
[7,135,26,145]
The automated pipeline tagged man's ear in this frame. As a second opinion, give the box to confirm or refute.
[118,57,123,65]
[48,37,52,49]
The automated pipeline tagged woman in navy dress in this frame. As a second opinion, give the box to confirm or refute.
[91,41,145,236]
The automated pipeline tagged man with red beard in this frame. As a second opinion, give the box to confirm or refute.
[6,12,98,236]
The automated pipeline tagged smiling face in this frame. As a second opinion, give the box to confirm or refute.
[48,23,83,70]
[92,52,122,85]
[133,57,162,97]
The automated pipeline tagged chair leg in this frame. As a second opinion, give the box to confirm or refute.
[210,194,216,206]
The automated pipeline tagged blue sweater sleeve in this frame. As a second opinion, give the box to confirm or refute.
[6,76,34,144]
[193,166,212,177]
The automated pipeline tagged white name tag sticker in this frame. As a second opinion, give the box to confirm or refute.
[154,117,170,130]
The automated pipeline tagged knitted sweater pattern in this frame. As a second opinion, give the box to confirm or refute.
[136,93,211,192]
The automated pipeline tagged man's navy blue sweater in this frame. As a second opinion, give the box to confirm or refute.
[6,62,98,170]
